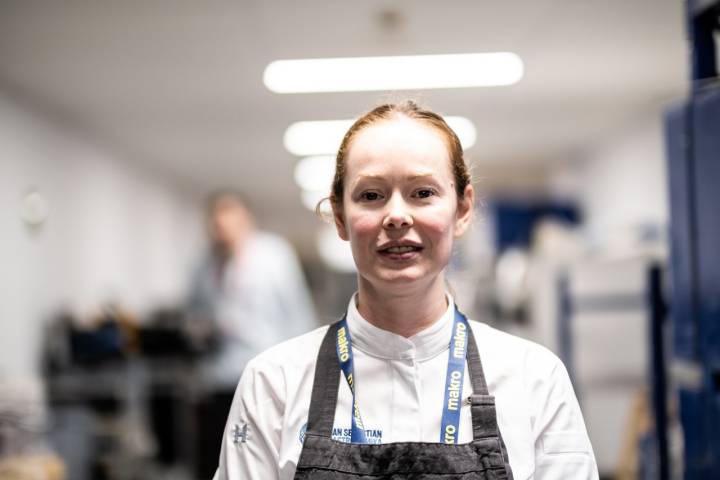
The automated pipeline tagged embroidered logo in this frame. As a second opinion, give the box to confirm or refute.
[299,423,383,444]
[231,422,249,446]
[331,427,383,444]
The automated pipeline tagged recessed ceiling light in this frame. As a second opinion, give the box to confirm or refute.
[284,117,476,156]
[264,52,523,93]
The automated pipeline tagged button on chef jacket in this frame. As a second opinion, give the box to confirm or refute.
[213,294,598,480]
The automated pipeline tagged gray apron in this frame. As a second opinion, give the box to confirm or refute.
[294,318,515,479]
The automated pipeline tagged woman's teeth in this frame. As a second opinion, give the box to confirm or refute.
[385,246,417,253]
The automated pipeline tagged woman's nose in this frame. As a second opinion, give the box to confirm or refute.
[382,196,413,229]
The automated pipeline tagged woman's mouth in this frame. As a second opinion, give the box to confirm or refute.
[385,246,417,254]
[378,244,423,260]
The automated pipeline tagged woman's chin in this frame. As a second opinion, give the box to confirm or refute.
[368,267,440,290]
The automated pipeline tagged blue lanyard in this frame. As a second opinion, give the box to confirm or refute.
[335,307,469,444]
[335,318,367,443]
[439,308,469,444]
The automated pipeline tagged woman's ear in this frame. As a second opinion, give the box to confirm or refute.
[454,184,474,238]
[333,203,349,241]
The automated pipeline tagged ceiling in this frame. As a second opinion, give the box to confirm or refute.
[0,0,688,248]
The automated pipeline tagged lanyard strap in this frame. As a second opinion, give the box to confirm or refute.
[335,308,469,445]
[336,317,368,443]
[439,308,469,443]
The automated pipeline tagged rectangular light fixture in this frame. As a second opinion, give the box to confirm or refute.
[264,52,523,93]
[284,117,476,157]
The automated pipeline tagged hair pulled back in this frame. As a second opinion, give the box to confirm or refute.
[330,101,471,208]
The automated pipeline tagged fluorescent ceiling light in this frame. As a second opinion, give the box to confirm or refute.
[284,117,476,156]
[285,120,352,157]
[264,52,523,93]
[301,189,331,214]
[295,155,336,192]
[446,117,477,152]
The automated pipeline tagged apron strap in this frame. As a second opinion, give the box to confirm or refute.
[305,322,341,437]
[465,322,489,395]
[466,323,505,442]
[466,322,513,475]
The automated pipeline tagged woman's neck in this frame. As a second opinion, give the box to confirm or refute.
[356,276,448,338]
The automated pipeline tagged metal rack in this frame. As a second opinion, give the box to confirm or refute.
[558,258,670,478]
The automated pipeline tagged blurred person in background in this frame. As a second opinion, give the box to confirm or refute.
[188,190,317,477]
[214,102,597,479]
[187,189,317,388]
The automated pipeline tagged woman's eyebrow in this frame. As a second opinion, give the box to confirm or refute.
[351,172,437,186]
[349,174,385,188]
[355,173,385,181]
[406,173,436,180]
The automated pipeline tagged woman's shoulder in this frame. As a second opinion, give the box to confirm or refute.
[467,320,566,379]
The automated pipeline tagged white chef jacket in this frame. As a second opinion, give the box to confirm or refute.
[214,295,598,480]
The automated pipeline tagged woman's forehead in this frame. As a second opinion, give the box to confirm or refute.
[346,118,450,166]
[354,117,443,144]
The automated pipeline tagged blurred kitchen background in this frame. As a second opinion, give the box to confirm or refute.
[1,1,719,479]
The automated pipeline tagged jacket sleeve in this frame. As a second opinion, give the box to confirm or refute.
[214,357,285,480]
[530,355,599,479]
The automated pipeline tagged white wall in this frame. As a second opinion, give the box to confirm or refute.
[521,111,669,348]
[575,112,669,244]
[0,93,203,378]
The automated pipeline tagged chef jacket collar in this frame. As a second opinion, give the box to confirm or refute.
[345,293,455,362]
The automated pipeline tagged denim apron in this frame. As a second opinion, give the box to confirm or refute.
[294,317,514,479]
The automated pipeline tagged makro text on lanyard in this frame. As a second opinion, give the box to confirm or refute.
[335,307,470,444]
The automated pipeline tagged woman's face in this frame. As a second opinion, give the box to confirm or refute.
[334,117,473,292]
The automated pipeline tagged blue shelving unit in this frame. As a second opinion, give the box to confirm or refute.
[666,1,720,478]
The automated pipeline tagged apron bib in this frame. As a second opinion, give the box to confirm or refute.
[294,313,514,479]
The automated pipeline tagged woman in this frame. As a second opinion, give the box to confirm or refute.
[214,101,598,479]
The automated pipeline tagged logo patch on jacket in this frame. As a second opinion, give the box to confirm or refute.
[231,422,249,446]
[298,423,383,444]
[331,427,383,444]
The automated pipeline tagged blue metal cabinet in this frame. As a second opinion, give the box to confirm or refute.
[665,2,720,474]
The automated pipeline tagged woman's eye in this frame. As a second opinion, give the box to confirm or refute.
[360,191,381,201]
[415,189,435,199]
